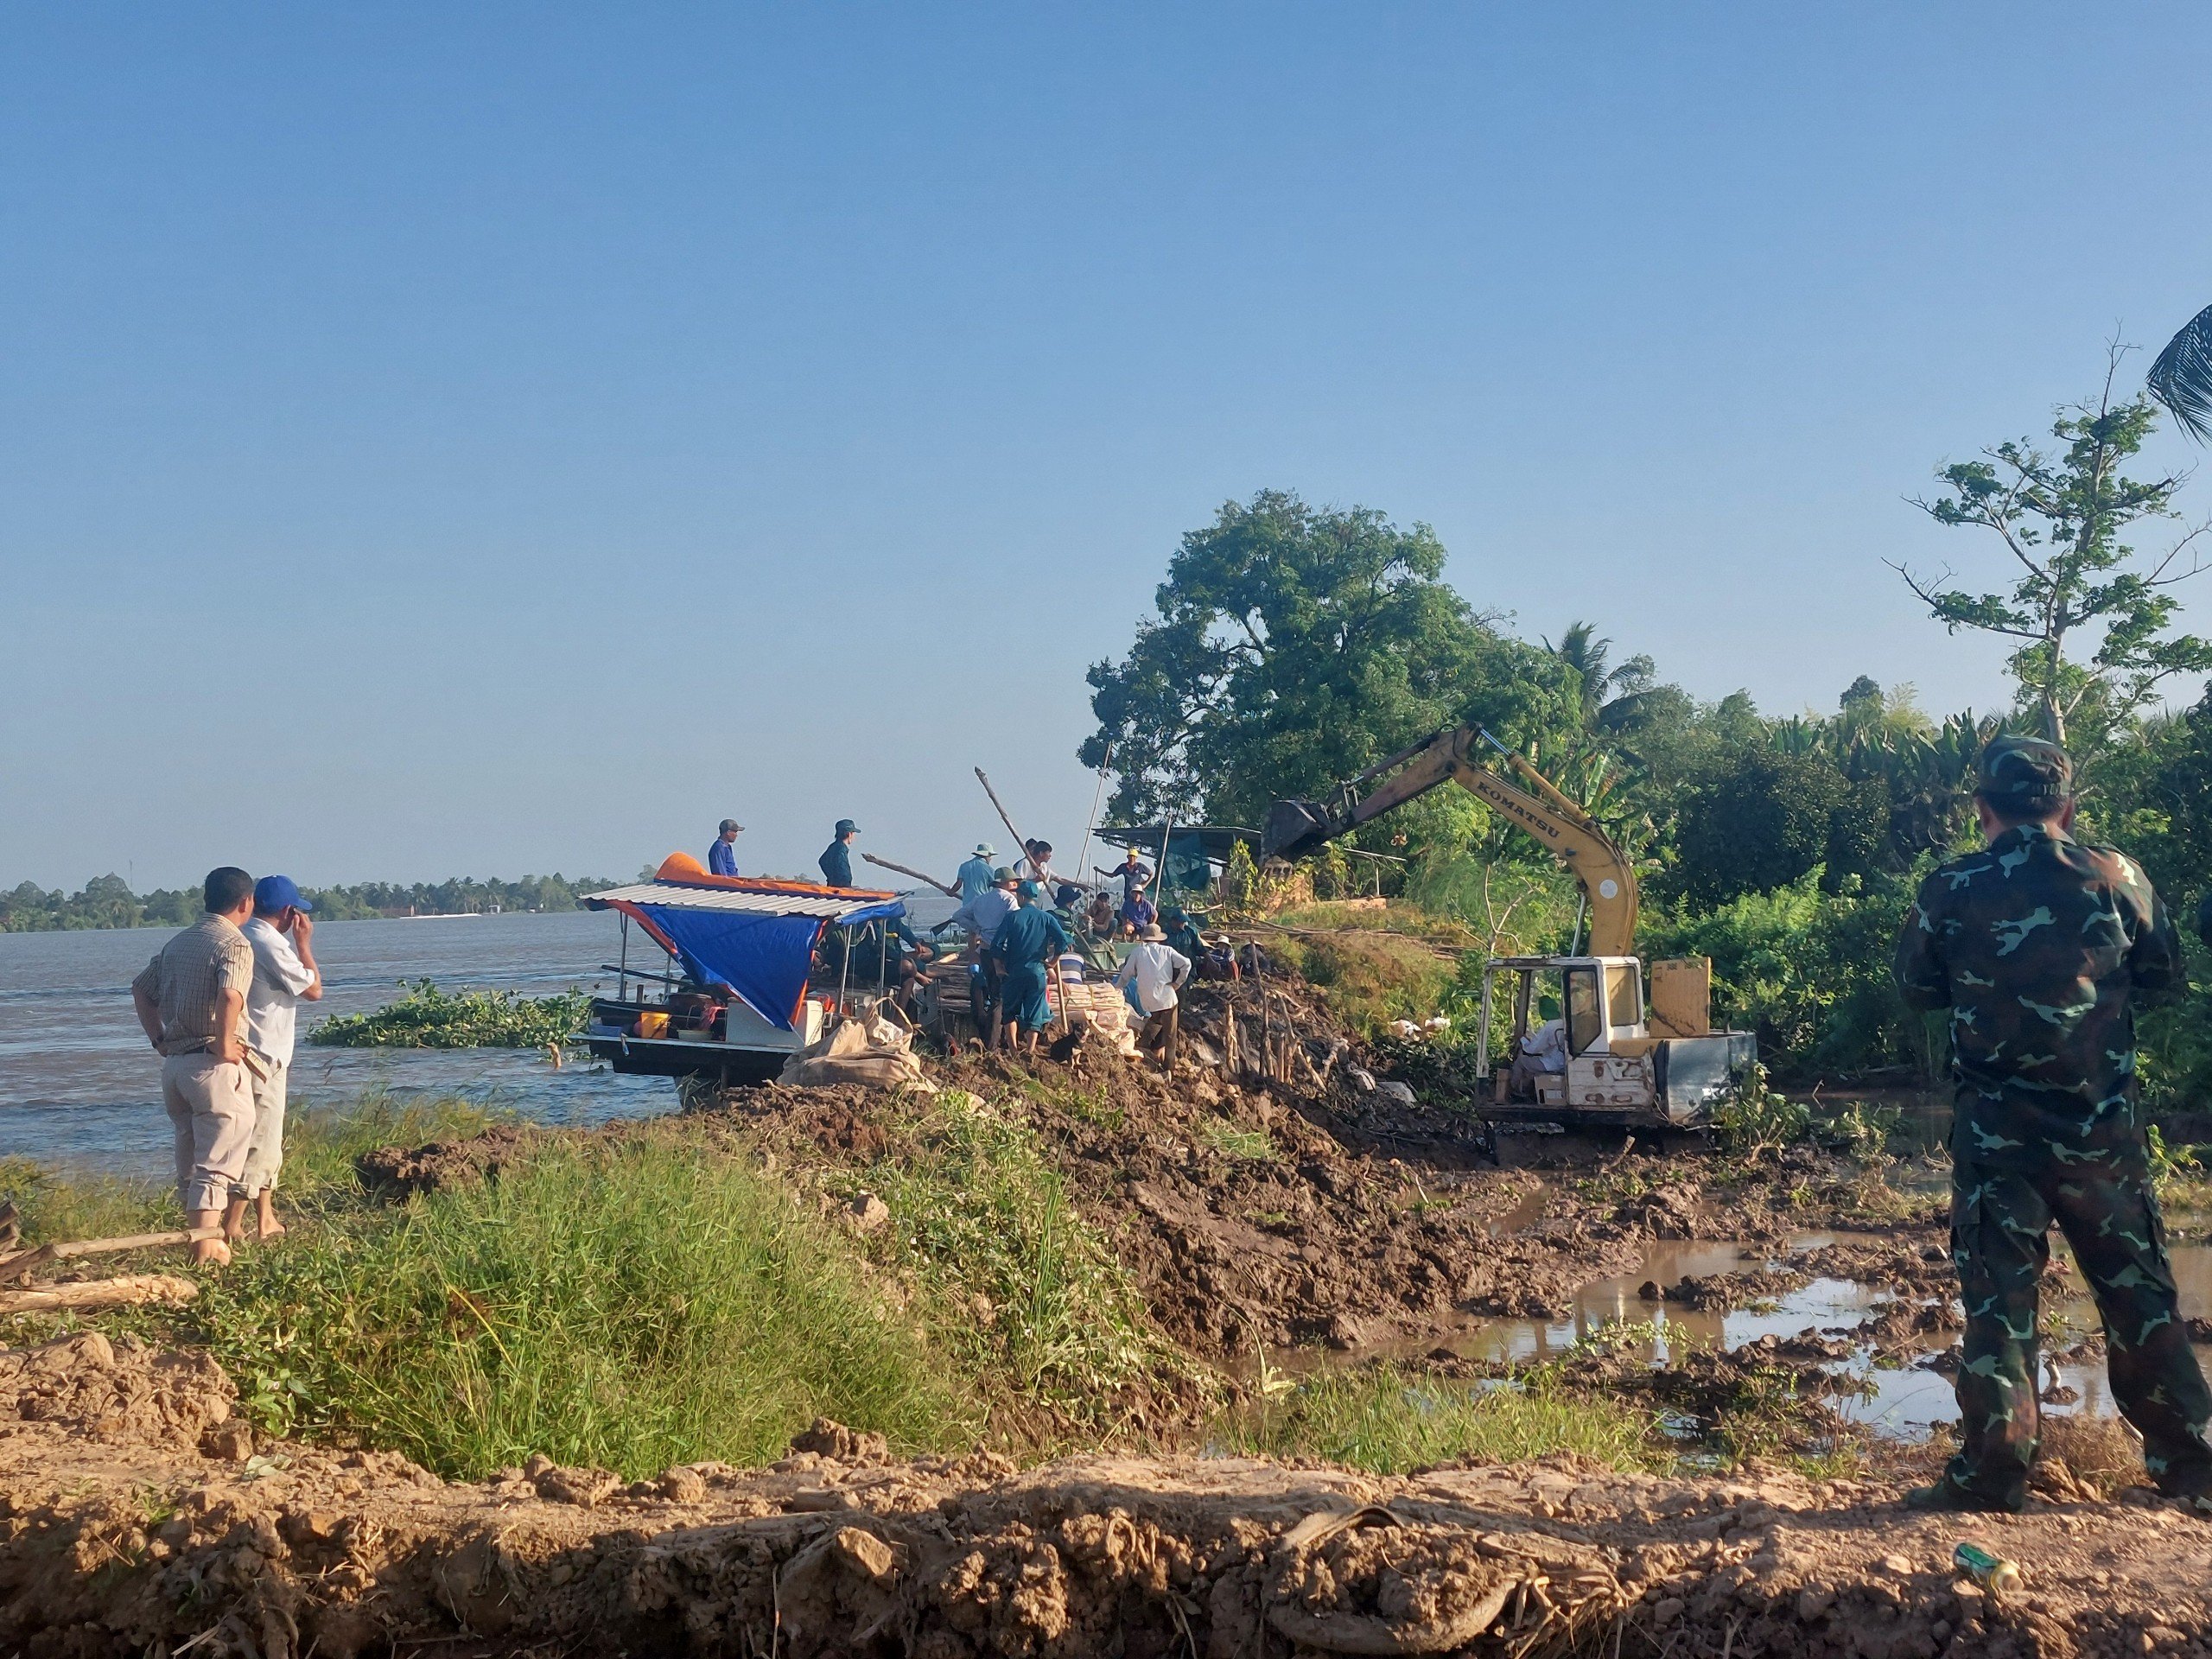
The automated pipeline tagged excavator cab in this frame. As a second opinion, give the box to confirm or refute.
[1475,955,1752,1128]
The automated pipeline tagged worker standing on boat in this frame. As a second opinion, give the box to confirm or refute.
[1160,905,1205,961]
[819,820,858,887]
[990,880,1071,1059]
[234,874,322,1245]
[1894,735,2212,1515]
[955,843,996,901]
[129,867,258,1269]
[1098,849,1152,906]
[708,820,744,877]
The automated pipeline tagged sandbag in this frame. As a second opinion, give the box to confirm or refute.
[778,1016,937,1093]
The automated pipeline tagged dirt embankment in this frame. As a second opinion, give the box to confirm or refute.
[4,1337,2209,1659]
[703,976,1935,1363]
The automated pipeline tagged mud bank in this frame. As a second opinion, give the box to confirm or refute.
[5,1334,2209,1658]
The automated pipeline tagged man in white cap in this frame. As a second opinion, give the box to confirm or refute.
[954,842,996,902]
[1112,922,1192,1068]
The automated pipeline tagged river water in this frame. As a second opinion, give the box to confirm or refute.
[0,910,681,1176]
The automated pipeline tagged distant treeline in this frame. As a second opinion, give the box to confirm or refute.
[0,873,620,933]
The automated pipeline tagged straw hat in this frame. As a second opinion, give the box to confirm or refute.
[1139,923,1166,941]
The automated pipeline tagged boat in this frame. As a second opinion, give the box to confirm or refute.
[576,853,911,1084]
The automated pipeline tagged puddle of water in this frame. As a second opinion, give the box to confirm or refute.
[1348,1232,2212,1442]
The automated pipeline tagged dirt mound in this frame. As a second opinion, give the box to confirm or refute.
[0,1331,235,1449]
[5,1400,2210,1657]
[353,1122,536,1198]
[714,1036,1663,1359]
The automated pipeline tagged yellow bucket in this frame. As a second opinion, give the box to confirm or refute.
[636,1010,670,1039]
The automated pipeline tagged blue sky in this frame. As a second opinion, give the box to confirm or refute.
[5,4,2210,892]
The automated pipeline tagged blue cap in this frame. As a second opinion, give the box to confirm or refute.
[1018,880,1043,899]
[836,819,860,836]
[254,874,311,913]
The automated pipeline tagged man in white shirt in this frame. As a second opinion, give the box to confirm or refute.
[1509,1012,1567,1098]
[1112,923,1192,1068]
[234,874,323,1242]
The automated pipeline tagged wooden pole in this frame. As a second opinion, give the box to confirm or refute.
[1072,741,1111,899]
[0,1274,200,1314]
[974,768,1032,866]
[861,854,958,898]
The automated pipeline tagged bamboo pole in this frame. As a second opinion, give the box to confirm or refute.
[1072,741,1111,900]
[861,854,958,898]
[974,769,1032,867]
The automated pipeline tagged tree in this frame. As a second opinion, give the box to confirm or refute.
[1895,346,2212,750]
[1080,490,1578,826]
[1544,620,1657,736]
[1667,745,1879,908]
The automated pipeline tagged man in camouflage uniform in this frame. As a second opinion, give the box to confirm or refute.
[1895,735,2212,1513]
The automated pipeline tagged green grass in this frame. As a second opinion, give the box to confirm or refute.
[0,1090,503,1245]
[1218,1364,1665,1475]
[308,978,590,1049]
[1196,1116,1277,1161]
[196,1133,976,1478]
[842,1088,1182,1428]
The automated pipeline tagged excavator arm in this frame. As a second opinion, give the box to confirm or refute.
[1259,727,1639,956]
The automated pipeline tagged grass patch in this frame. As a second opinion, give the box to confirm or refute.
[195,1133,974,1479]
[1262,923,1454,1035]
[309,978,589,1050]
[0,1091,505,1246]
[1218,1363,1664,1475]
[1196,1116,1277,1161]
[845,1088,1180,1428]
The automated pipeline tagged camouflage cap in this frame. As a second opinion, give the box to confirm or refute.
[1977,734,2072,810]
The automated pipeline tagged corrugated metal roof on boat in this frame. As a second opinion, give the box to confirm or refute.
[583,883,897,922]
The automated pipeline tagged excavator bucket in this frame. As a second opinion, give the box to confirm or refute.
[1262,799,1338,861]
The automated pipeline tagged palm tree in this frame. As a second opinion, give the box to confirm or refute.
[2149,303,2212,442]
[1544,620,1658,735]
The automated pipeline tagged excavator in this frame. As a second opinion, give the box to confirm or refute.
[1261,725,1754,1131]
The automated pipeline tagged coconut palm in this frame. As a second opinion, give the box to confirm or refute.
[2149,302,2212,442]
[1544,620,1658,736]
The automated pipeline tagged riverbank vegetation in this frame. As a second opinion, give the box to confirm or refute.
[308,978,592,1050]
[0,872,617,932]
[1092,365,2212,1103]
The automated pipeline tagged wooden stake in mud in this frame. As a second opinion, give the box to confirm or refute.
[861,854,958,898]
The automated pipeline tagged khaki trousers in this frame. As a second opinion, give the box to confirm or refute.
[241,1058,288,1197]
[162,1052,254,1212]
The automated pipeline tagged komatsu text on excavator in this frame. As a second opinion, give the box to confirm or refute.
[1262,725,1754,1132]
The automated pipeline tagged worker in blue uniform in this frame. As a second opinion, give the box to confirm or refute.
[989,880,1071,1059]
[818,820,859,887]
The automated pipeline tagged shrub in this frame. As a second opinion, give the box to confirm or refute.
[308,979,589,1050]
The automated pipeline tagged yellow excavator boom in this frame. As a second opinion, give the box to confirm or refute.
[1258,727,1639,957]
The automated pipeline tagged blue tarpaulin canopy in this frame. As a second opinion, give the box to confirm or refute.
[586,881,906,1031]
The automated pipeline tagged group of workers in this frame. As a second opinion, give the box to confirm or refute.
[705,817,1218,1064]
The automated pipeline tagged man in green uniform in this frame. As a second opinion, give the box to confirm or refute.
[1895,735,2212,1514]
[990,880,1071,1059]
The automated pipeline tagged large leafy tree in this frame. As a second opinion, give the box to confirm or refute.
[1895,347,2212,751]
[1080,490,1578,827]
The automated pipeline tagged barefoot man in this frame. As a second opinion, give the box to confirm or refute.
[232,874,323,1242]
[130,867,258,1268]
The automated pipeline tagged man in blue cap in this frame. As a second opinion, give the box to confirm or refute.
[708,819,744,877]
[819,820,859,887]
[234,875,323,1243]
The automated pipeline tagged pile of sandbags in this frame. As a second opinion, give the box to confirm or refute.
[779,1011,937,1092]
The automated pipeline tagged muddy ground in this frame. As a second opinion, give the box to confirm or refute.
[5,1337,2209,1657]
[698,976,1944,1365]
[14,975,2212,1652]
